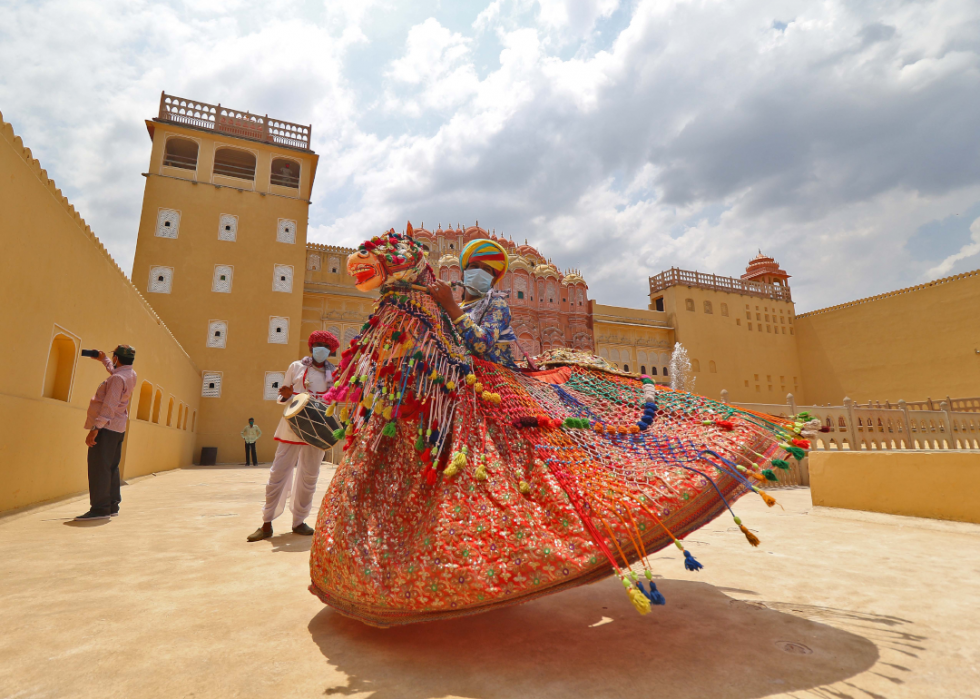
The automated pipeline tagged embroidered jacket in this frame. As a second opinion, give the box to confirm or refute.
[455,291,521,369]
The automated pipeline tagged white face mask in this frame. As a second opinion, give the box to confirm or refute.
[463,268,494,296]
[311,346,331,363]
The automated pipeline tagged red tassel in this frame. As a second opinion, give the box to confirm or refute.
[421,448,432,463]
[426,468,437,486]
[791,438,810,449]
[715,420,735,430]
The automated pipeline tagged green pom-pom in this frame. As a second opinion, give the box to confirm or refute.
[332,428,346,440]
[413,351,424,360]
[772,458,790,470]
[382,421,397,437]
[785,446,806,461]
[578,418,590,429]
[414,434,425,451]
[762,469,778,481]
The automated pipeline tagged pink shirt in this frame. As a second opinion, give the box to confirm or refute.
[84,357,137,433]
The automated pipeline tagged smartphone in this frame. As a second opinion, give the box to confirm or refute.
[80,349,100,358]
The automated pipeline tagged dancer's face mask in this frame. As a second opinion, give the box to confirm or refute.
[463,268,494,296]
[312,346,332,363]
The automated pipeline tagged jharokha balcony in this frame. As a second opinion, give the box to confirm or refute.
[157,92,312,152]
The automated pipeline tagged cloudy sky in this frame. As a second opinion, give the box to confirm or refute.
[2,0,979,311]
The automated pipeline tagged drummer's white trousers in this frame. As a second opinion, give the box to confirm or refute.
[262,442,325,528]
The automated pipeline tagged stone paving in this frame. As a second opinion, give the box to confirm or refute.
[1,465,978,699]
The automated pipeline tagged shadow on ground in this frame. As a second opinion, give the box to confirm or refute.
[309,578,879,699]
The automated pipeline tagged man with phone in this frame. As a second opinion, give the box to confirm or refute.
[75,345,137,521]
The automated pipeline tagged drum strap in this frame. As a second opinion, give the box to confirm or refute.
[301,366,328,398]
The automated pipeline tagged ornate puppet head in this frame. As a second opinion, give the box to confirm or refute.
[347,222,428,291]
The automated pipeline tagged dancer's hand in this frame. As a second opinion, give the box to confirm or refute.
[426,280,463,321]
[279,385,294,401]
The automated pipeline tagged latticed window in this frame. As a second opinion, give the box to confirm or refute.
[703,300,713,314]
[277,219,297,244]
[343,327,359,347]
[155,209,180,239]
[329,256,340,273]
[201,372,222,398]
[218,214,238,241]
[268,317,289,344]
[685,298,695,311]
[272,265,293,292]
[212,265,233,293]
[206,320,228,348]
[720,303,728,317]
[307,254,321,271]
[326,325,341,341]
[148,266,174,294]
[264,372,285,400]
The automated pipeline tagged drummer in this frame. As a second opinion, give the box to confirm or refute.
[247,330,339,542]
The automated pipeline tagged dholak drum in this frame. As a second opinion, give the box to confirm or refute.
[282,393,342,450]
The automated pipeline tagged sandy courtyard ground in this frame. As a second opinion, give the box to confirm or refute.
[1,464,978,699]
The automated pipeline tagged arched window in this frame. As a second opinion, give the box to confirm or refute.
[164,138,198,170]
[43,331,78,402]
[709,360,717,373]
[703,300,713,314]
[663,366,669,376]
[720,303,729,317]
[650,367,657,375]
[685,298,695,312]
[137,382,153,421]
[623,364,630,373]
[152,389,163,423]
[213,148,256,181]
[640,365,646,375]
[270,158,300,188]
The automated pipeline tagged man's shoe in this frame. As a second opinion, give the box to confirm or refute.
[247,523,273,542]
[292,523,315,536]
[74,511,110,521]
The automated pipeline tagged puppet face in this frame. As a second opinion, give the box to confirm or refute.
[347,250,386,291]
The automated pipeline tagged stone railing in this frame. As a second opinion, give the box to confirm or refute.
[721,391,980,452]
[157,92,312,151]
[649,267,793,302]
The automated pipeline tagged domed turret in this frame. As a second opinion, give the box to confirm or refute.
[741,251,790,287]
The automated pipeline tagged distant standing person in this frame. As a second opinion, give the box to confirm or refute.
[247,331,339,542]
[75,345,137,521]
[241,418,262,465]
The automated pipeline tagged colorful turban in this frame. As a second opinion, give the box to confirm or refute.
[459,239,509,283]
[308,330,339,352]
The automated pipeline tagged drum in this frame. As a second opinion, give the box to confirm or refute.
[282,392,341,450]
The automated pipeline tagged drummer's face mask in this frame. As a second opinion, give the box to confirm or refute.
[312,346,331,364]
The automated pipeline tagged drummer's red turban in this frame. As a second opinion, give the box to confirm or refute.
[308,330,339,352]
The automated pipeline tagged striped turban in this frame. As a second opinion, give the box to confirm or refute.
[459,239,509,283]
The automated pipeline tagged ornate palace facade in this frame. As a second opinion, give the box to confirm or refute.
[302,224,594,360]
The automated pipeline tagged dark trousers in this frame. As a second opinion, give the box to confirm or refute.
[245,441,258,465]
[87,429,125,515]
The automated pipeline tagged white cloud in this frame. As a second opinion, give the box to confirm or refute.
[928,216,980,277]
[3,0,980,313]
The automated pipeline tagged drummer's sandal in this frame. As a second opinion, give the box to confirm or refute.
[292,523,315,535]
[247,523,273,542]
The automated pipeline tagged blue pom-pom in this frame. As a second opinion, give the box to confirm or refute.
[639,580,666,605]
[684,550,703,572]
[637,422,649,431]
[429,429,440,444]
[640,416,653,425]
